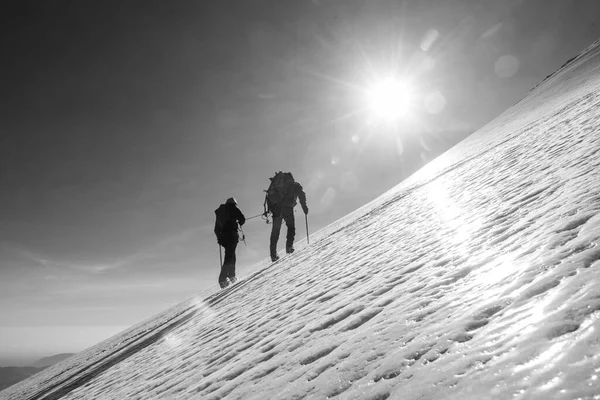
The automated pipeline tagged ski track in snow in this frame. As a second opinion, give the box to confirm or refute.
[4,47,600,400]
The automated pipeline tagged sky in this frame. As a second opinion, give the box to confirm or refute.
[3,50,600,398]
[1,0,600,366]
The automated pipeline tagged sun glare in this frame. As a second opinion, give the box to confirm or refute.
[366,78,413,122]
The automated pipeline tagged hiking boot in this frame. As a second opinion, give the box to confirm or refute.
[286,246,295,254]
[271,254,280,262]
[219,280,229,289]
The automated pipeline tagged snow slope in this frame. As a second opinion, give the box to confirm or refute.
[3,42,600,400]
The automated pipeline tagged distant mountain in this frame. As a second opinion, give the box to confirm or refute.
[0,366,44,391]
[32,353,75,368]
[0,353,75,391]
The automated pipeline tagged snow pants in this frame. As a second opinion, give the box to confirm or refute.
[270,207,295,255]
[219,242,238,284]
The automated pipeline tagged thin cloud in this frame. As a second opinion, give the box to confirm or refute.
[4,227,206,276]
[69,224,214,274]
[481,22,503,39]
[49,281,165,295]
[69,262,127,274]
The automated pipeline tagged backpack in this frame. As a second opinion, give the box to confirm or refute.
[264,171,295,212]
[214,205,238,240]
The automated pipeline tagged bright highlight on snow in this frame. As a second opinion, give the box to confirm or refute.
[366,77,413,122]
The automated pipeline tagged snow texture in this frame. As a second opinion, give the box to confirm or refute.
[3,40,600,400]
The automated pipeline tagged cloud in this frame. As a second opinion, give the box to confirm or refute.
[3,224,212,276]
[481,22,503,39]
[49,281,165,295]
[70,262,127,274]
[22,252,129,275]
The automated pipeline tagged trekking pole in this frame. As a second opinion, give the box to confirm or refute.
[305,213,310,244]
[218,244,223,267]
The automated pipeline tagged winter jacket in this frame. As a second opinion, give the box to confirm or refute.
[214,203,246,245]
[272,182,308,216]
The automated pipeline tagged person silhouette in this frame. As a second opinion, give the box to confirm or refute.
[265,173,308,261]
[214,197,246,288]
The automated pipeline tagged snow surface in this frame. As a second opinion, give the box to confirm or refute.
[3,42,600,400]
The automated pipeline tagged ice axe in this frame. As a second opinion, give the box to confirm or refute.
[239,226,247,246]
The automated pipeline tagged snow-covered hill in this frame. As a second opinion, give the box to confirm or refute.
[3,41,600,400]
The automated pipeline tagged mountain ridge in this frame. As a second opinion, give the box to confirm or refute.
[0,354,74,392]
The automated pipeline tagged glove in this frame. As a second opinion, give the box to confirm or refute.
[302,205,309,215]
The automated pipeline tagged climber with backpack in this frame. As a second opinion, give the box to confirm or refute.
[263,172,308,262]
[214,197,246,288]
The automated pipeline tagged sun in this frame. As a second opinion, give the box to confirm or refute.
[366,77,414,122]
